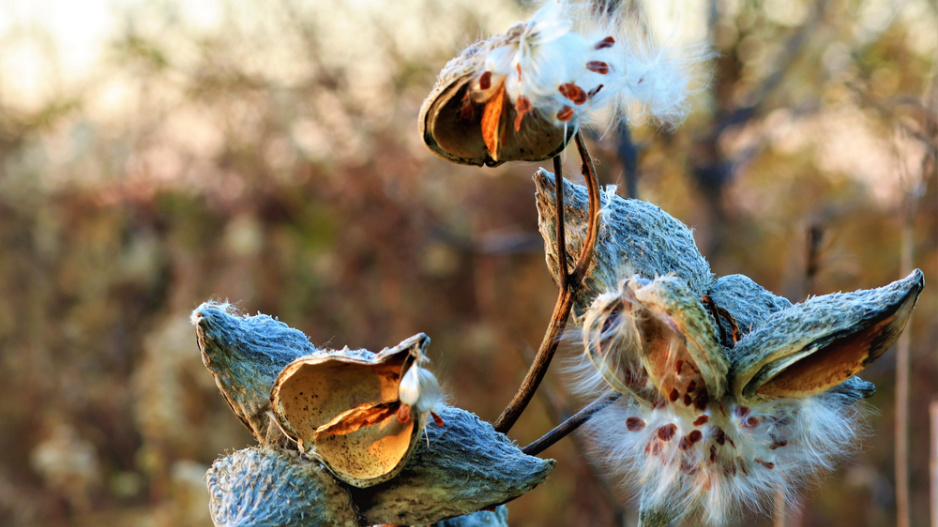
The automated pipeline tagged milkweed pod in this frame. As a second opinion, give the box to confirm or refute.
[270,334,430,488]
[206,445,359,527]
[583,275,729,405]
[419,26,573,167]
[730,270,924,403]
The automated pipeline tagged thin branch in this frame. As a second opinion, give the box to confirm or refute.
[553,156,569,289]
[493,132,602,433]
[522,393,622,456]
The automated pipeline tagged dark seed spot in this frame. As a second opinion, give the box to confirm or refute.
[744,416,760,429]
[687,380,697,393]
[709,445,717,463]
[558,83,587,105]
[587,84,603,97]
[688,430,703,443]
[556,106,574,121]
[755,458,775,470]
[479,71,492,90]
[657,424,677,441]
[595,36,615,49]
[669,388,680,402]
[626,417,646,432]
[694,391,709,410]
[693,415,709,426]
[738,459,749,476]
[770,440,788,450]
[586,60,609,74]
[735,406,750,418]
[645,439,662,456]
[727,436,737,449]
[714,427,726,445]
[683,394,693,406]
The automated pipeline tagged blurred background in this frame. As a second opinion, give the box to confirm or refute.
[0,0,934,526]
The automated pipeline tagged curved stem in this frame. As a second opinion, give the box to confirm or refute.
[522,393,621,456]
[493,133,602,434]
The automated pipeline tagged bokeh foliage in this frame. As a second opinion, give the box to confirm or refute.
[0,0,934,526]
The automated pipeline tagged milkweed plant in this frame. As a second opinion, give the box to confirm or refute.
[193,1,924,526]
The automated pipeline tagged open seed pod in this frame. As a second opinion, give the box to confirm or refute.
[583,274,729,406]
[534,169,713,321]
[730,269,924,402]
[420,25,573,167]
[206,445,359,527]
[270,334,430,488]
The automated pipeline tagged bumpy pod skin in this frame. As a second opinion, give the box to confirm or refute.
[419,26,573,167]
[534,168,713,320]
[350,406,555,526]
[192,302,318,443]
[705,274,792,338]
[206,446,359,527]
[270,334,430,488]
[437,506,509,527]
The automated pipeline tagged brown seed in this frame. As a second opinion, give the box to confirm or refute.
[657,424,677,441]
[714,427,726,446]
[669,388,680,402]
[595,36,615,49]
[626,417,646,432]
[683,394,693,406]
[558,83,587,105]
[744,416,760,429]
[694,391,709,410]
[675,359,684,374]
[770,440,788,450]
[755,458,775,470]
[587,84,604,98]
[479,71,492,90]
[693,415,709,426]
[556,106,574,122]
[709,445,717,463]
[513,95,532,132]
[735,406,750,418]
[687,380,697,393]
[586,61,609,74]
[688,430,703,443]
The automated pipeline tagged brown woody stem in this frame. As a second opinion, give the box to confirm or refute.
[493,132,602,434]
[522,392,621,456]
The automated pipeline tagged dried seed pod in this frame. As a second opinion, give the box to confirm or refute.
[534,168,713,320]
[583,275,729,404]
[270,334,430,488]
[419,26,573,167]
[349,406,555,525]
[192,302,318,443]
[730,270,924,402]
[206,445,358,527]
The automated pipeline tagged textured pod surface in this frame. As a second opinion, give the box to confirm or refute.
[534,169,713,320]
[705,274,792,338]
[271,334,428,488]
[350,406,555,526]
[436,506,509,527]
[192,302,318,442]
[206,446,358,527]
[419,27,572,167]
[731,269,924,402]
